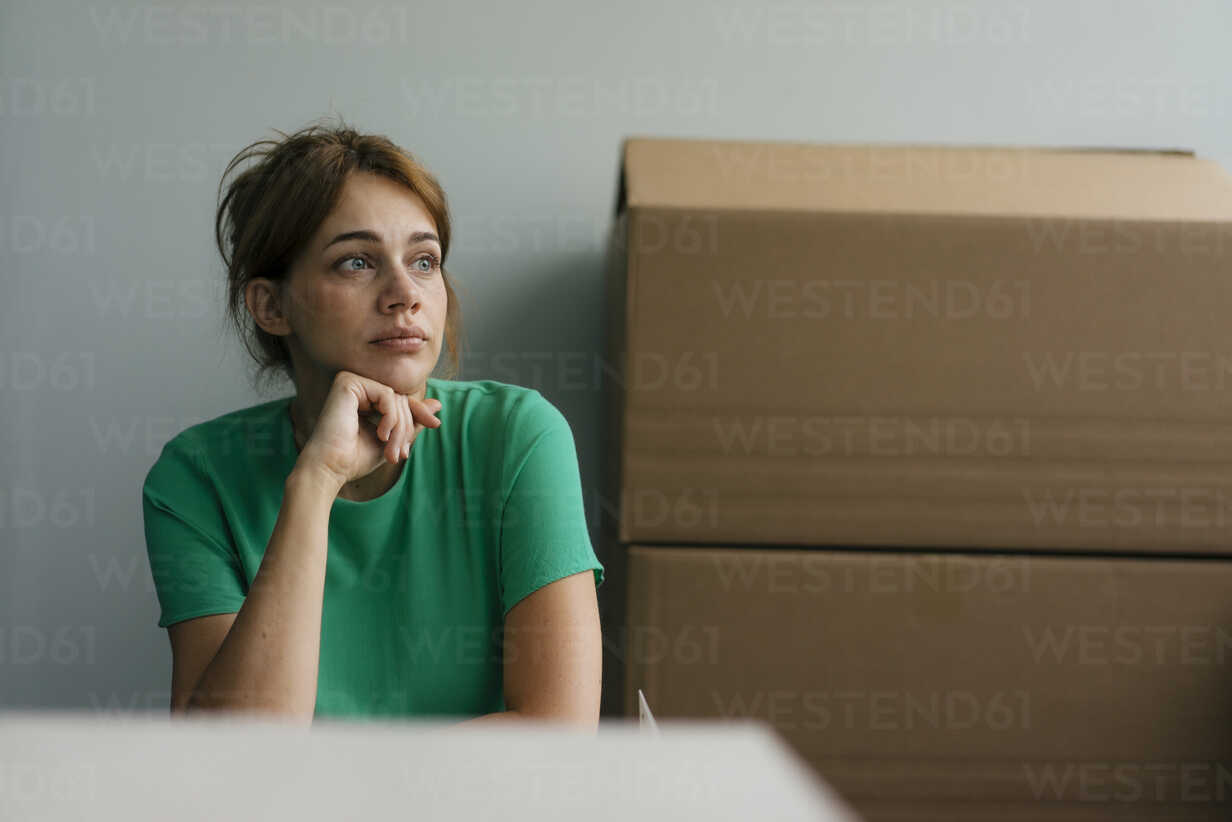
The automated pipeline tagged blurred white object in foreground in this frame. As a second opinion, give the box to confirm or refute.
[0,711,860,821]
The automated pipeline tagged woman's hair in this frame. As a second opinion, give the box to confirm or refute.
[215,115,462,393]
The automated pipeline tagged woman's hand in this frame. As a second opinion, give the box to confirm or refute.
[296,370,441,489]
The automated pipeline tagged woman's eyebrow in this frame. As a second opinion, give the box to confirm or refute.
[323,229,440,251]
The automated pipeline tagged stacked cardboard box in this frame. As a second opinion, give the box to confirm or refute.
[602,136,1232,820]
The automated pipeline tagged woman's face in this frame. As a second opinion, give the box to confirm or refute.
[274,171,448,396]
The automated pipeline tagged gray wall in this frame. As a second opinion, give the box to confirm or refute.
[3,0,1230,713]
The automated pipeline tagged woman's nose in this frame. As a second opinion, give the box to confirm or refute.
[383,269,422,310]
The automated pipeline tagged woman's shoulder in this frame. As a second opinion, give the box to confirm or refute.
[148,396,293,477]
[427,376,537,402]
[426,377,570,440]
[427,377,552,415]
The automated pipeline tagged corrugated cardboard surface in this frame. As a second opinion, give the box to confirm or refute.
[610,138,1232,553]
[625,545,1232,821]
[620,139,1232,219]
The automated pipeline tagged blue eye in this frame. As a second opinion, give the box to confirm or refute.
[335,252,439,274]
[338,254,371,272]
[414,254,441,273]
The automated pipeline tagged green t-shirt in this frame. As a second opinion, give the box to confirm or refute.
[141,377,605,720]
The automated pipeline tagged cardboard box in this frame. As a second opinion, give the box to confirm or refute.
[606,138,1232,553]
[624,545,1232,821]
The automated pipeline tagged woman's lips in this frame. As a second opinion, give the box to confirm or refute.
[371,337,426,352]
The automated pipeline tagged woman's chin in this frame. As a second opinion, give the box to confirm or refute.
[356,360,431,393]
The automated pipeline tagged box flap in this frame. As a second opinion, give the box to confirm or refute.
[620,136,1232,221]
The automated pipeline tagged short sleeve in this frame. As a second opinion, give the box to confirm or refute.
[498,393,605,618]
[142,435,247,628]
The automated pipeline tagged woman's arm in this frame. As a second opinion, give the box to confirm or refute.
[168,374,433,722]
[178,464,342,722]
[452,570,602,731]
[453,391,604,730]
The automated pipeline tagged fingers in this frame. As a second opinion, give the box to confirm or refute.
[389,395,414,464]
[398,396,438,461]
[397,396,412,462]
[343,372,440,465]
[386,394,404,465]
[376,386,403,465]
[408,396,442,429]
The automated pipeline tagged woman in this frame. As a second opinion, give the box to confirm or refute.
[141,118,605,727]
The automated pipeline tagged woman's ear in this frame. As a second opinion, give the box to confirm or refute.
[245,278,291,337]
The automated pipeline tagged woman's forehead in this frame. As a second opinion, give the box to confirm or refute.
[316,177,438,247]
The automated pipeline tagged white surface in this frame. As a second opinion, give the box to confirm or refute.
[0,711,859,821]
